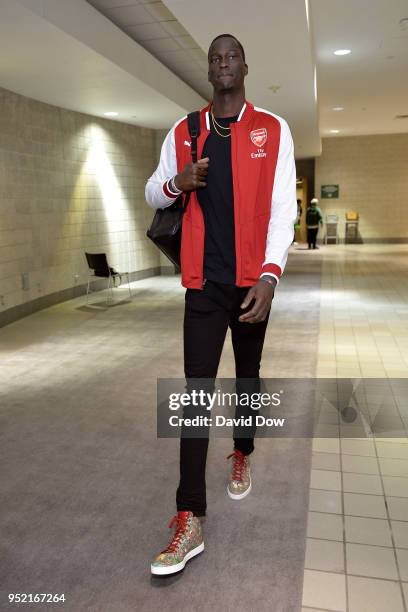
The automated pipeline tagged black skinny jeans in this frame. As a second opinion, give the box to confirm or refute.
[176,280,270,516]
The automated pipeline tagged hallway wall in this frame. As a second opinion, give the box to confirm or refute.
[0,87,159,316]
[315,133,408,241]
[296,157,315,202]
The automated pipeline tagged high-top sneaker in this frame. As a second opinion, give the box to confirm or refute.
[227,449,252,500]
[151,511,204,575]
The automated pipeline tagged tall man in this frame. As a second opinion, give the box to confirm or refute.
[145,34,297,575]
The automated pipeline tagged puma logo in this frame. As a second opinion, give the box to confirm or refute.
[184,140,191,147]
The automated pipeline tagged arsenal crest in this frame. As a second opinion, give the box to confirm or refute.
[250,128,267,147]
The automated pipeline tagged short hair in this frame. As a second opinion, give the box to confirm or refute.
[208,34,246,63]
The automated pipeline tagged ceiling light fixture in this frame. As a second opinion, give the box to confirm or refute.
[330,129,339,133]
[333,107,344,111]
[104,112,118,117]
[334,49,351,56]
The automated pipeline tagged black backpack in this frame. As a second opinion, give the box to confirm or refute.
[306,207,320,225]
[146,112,200,267]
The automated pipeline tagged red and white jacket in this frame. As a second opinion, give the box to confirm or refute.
[145,100,297,289]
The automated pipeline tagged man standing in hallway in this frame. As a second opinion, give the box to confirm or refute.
[306,197,323,249]
[145,33,297,575]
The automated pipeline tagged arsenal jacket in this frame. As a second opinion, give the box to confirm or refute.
[145,100,297,289]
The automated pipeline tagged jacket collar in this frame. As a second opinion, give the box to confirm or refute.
[202,100,254,130]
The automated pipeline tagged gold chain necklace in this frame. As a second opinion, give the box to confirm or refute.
[210,108,231,138]
[211,109,231,130]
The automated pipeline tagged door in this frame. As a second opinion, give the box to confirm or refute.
[296,177,308,244]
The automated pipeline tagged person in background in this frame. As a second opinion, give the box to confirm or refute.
[292,198,302,245]
[306,197,323,249]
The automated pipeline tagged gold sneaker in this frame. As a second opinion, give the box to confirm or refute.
[151,511,204,575]
[227,450,252,500]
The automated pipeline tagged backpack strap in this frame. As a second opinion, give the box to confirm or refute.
[182,110,201,211]
[187,110,201,163]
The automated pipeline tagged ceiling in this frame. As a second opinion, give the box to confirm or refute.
[312,0,408,138]
[87,0,212,100]
[1,0,408,158]
[1,0,205,128]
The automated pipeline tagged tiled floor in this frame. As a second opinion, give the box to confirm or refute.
[303,245,408,612]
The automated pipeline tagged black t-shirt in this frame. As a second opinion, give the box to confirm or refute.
[197,114,238,285]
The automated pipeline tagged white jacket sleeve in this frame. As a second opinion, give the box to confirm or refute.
[145,119,185,210]
[262,118,297,284]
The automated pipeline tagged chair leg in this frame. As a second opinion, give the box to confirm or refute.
[107,275,113,304]
[126,273,132,299]
[86,277,91,304]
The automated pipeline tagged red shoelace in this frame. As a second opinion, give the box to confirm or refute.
[163,512,190,553]
[227,450,246,481]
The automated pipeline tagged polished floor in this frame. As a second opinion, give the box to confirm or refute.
[1,244,408,612]
[304,244,408,612]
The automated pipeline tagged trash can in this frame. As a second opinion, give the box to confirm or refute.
[345,211,359,243]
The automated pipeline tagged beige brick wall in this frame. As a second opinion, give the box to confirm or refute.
[315,133,408,240]
[0,87,160,312]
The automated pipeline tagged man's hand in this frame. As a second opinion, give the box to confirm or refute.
[238,278,276,323]
[174,158,209,191]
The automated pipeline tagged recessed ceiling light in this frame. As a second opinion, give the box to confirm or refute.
[334,49,351,56]
[104,112,118,117]
[330,129,340,133]
[333,107,344,111]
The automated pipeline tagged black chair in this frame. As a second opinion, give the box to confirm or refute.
[85,252,132,304]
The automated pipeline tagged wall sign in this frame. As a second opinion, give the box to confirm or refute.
[321,184,339,198]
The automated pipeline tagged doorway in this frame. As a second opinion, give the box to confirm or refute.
[296,176,308,244]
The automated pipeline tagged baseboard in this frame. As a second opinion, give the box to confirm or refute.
[318,238,408,245]
[160,265,179,275]
[0,267,161,328]
[359,237,408,244]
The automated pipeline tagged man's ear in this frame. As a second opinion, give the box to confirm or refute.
[244,63,248,76]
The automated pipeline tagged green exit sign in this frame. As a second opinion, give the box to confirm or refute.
[321,184,339,198]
